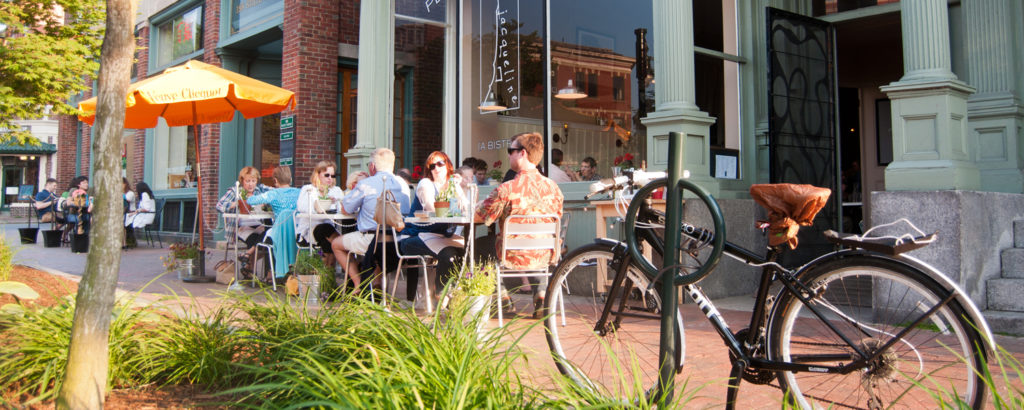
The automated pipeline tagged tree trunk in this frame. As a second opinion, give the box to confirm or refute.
[56,0,136,407]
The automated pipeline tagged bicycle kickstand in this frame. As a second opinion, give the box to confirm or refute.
[724,358,746,410]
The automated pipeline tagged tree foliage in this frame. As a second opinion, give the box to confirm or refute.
[0,0,104,143]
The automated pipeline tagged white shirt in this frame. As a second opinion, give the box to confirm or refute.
[296,184,345,242]
[549,164,572,183]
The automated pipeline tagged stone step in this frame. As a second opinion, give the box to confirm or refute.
[1001,248,1024,278]
[986,278,1024,311]
[1016,220,1024,248]
[983,310,1024,337]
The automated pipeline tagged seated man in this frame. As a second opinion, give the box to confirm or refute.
[34,178,65,228]
[476,131,564,316]
[332,148,411,290]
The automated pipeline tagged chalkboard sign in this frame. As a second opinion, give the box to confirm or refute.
[17,185,35,201]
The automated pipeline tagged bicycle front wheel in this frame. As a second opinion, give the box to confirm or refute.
[767,255,987,409]
[544,242,684,399]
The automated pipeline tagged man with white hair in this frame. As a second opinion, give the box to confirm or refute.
[333,148,411,289]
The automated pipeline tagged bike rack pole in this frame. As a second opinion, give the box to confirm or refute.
[658,131,685,403]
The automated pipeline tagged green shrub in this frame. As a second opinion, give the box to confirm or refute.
[0,237,14,281]
[0,295,160,405]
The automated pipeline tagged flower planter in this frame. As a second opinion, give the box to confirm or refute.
[433,201,450,217]
[18,227,38,244]
[42,230,62,248]
[464,295,491,332]
[296,274,320,306]
[315,199,333,213]
[176,258,200,280]
[70,233,89,253]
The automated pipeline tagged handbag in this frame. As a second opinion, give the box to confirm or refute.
[40,211,55,223]
[374,189,406,232]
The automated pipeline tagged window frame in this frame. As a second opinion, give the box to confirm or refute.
[148,0,205,73]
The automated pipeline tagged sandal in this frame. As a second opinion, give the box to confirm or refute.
[532,295,546,319]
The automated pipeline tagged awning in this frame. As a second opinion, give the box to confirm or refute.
[0,140,57,155]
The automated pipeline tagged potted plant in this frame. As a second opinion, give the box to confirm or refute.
[18,206,38,245]
[453,261,497,330]
[162,242,200,279]
[433,176,459,217]
[292,251,332,303]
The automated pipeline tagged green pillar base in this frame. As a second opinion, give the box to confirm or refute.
[884,159,981,191]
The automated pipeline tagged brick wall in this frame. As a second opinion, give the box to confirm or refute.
[131,26,149,185]
[283,0,340,181]
[339,1,360,45]
[56,115,78,189]
[195,0,222,244]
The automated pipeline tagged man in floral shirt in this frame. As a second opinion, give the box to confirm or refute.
[476,131,564,315]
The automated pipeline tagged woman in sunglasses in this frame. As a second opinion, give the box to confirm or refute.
[297,161,346,264]
[397,151,469,302]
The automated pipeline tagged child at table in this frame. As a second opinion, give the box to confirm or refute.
[246,167,300,280]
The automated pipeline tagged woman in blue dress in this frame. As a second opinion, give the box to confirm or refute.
[246,166,301,279]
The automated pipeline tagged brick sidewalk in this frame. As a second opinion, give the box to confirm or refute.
[497,294,1024,408]
[5,218,1023,407]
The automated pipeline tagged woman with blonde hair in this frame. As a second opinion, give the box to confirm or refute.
[297,161,345,263]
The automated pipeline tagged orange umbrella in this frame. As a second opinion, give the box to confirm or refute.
[78,60,296,281]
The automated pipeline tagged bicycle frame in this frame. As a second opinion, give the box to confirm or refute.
[595,198,990,408]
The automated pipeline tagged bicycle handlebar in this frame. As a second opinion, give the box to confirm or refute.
[622,177,726,286]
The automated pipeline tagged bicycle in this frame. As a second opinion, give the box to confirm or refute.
[543,170,994,409]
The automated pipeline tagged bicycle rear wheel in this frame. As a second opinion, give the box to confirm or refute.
[544,242,684,399]
[768,255,987,409]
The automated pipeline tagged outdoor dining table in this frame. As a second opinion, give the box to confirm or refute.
[403,214,480,277]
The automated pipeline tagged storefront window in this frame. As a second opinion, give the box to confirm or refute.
[461,0,545,179]
[394,0,451,173]
[255,115,280,186]
[462,0,652,180]
[152,120,196,190]
[336,68,357,185]
[229,0,283,34]
[155,5,203,68]
[693,0,740,150]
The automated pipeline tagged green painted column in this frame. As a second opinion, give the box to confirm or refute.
[964,0,1024,193]
[641,0,719,196]
[346,0,394,174]
[880,0,979,191]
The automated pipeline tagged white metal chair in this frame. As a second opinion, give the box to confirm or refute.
[254,232,277,290]
[378,227,437,312]
[495,214,561,326]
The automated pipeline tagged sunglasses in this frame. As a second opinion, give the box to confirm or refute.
[507,147,524,155]
[428,160,446,170]
[321,173,335,178]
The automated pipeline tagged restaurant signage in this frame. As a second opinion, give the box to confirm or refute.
[479,0,520,113]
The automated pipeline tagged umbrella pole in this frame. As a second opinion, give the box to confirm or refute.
[183,115,213,283]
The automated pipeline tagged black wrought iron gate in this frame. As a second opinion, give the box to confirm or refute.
[766,7,839,264]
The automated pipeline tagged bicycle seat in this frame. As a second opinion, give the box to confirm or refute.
[750,184,831,249]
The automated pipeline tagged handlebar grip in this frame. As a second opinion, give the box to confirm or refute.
[623,178,726,287]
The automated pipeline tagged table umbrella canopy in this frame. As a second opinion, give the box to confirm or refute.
[76,59,296,282]
[77,59,296,128]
